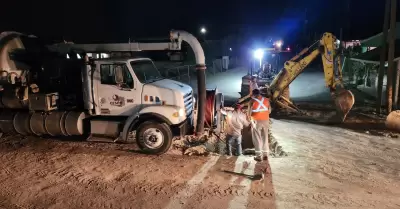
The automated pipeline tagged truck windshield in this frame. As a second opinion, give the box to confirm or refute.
[130,60,163,83]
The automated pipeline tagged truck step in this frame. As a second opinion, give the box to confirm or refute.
[86,135,117,143]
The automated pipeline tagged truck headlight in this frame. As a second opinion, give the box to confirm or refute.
[178,108,185,117]
[173,108,186,117]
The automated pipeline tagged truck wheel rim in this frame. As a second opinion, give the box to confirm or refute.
[143,128,164,149]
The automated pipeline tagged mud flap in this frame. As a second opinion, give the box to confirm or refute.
[385,110,400,132]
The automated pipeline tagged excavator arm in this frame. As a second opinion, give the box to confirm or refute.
[268,32,355,122]
[269,46,320,102]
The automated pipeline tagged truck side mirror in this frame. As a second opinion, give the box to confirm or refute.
[114,66,124,84]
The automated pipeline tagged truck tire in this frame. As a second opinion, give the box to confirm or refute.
[136,121,173,155]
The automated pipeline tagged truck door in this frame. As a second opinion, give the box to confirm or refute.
[95,62,140,116]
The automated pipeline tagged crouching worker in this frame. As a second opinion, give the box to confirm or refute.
[220,104,250,156]
[248,88,271,161]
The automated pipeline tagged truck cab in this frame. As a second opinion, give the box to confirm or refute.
[0,30,203,155]
[84,57,194,154]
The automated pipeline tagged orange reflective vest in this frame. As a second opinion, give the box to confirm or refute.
[251,96,270,120]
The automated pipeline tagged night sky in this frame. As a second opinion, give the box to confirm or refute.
[0,0,396,44]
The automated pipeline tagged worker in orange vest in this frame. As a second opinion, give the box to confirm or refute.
[248,88,271,162]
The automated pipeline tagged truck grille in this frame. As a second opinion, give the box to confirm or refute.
[183,91,193,117]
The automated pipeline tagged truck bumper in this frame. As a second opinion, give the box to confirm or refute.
[173,114,194,136]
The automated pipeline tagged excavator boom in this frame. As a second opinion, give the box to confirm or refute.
[268,32,355,122]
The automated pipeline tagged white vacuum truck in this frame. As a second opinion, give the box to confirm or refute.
[0,30,207,154]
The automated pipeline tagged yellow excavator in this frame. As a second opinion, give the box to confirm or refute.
[239,32,355,122]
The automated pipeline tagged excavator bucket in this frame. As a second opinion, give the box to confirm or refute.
[385,110,400,132]
[334,89,355,122]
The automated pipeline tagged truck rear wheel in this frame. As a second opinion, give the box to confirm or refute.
[136,121,173,155]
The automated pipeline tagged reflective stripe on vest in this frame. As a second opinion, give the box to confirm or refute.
[251,97,269,113]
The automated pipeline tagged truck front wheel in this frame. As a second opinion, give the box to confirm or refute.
[136,121,173,155]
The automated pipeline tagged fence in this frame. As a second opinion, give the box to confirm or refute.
[160,63,220,88]
[160,57,247,87]
[160,65,196,87]
[210,57,243,75]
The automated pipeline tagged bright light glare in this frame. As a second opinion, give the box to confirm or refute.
[286,47,290,51]
[178,108,185,117]
[229,47,232,51]
[275,40,283,48]
[253,49,264,59]
[335,39,341,49]
[200,27,206,34]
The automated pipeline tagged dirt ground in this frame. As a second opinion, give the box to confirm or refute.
[0,135,272,209]
[270,119,400,209]
[0,107,399,209]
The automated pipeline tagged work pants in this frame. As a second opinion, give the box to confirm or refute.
[251,119,269,157]
[226,134,242,156]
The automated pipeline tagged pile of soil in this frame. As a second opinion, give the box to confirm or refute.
[172,130,227,156]
[172,123,289,157]
[269,126,288,157]
[273,102,400,138]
